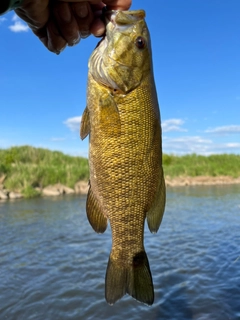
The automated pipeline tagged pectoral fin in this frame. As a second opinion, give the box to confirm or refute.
[80,107,90,140]
[99,93,121,137]
[147,168,166,233]
[86,185,107,233]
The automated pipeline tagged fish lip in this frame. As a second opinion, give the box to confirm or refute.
[104,9,146,26]
[104,9,117,27]
[104,9,114,23]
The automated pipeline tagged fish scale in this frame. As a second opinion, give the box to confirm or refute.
[80,9,166,305]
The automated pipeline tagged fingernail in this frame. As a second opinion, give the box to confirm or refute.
[94,27,105,37]
[80,29,90,39]
[68,33,81,46]
[69,38,81,47]
[76,3,88,18]
[90,19,105,37]
[56,45,67,55]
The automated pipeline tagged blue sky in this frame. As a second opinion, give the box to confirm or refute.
[0,0,240,157]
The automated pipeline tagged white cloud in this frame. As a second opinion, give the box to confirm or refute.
[64,117,187,133]
[225,142,240,148]
[9,21,29,32]
[50,137,66,142]
[0,17,7,24]
[205,125,240,134]
[64,116,82,132]
[62,115,240,155]
[163,135,240,155]
[12,14,18,22]
[8,14,29,32]
[207,142,240,154]
[161,119,187,133]
[163,136,212,154]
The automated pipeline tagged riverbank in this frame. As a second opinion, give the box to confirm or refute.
[0,146,89,199]
[165,175,240,187]
[1,176,240,200]
[0,146,240,199]
[0,181,89,200]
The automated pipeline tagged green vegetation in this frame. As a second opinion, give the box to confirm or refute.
[0,146,89,196]
[162,153,240,178]
[0,146,239,198]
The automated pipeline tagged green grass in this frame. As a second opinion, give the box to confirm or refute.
[0,145,89,196]
[163,153,240,178]
[0,146,239,198]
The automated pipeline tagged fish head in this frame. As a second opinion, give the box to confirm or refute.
[89,10,152,94]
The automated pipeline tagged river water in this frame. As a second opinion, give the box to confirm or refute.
[0,185,239,320]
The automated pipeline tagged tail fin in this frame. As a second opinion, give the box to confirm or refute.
[105,251,154,305]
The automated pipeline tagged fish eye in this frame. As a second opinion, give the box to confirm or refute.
[135,36,146,49]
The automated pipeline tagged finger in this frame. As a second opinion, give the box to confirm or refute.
[58,0,102,3]
[31,26,48,48]
[46,18,67,53]
[53,2,81,46]
[87,3,105,36]
[15,1,49,29]
[70,2,94,39]
[32,22,67,54]
[90,2,105,12]
[90,17,105,37]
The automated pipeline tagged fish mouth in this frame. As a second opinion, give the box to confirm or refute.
[104,9,145,26]
[95,9,146,50]
[103,9,146,25]
[89,9,147,92]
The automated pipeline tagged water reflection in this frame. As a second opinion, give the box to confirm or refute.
[0,187,239,320]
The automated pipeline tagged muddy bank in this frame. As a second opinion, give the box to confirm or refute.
[1,177,240,200]
[165,176,240,187]
[0,181,89,200]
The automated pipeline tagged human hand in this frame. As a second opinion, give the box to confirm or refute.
[15,0,132,54]
[88,0,132,36]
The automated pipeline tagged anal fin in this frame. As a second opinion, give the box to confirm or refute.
[147,168,166,233]
[86,186,107,233]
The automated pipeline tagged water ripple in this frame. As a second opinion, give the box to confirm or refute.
[0,187,239,320]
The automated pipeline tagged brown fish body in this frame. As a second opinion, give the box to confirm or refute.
[80,10,165,305]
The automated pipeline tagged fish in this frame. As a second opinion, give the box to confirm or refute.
[80,9,166,306]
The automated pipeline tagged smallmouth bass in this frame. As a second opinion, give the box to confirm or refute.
[80,9,166,305]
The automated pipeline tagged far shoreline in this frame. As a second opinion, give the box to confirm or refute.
[165,175,240,187]
[1,176,240,201]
